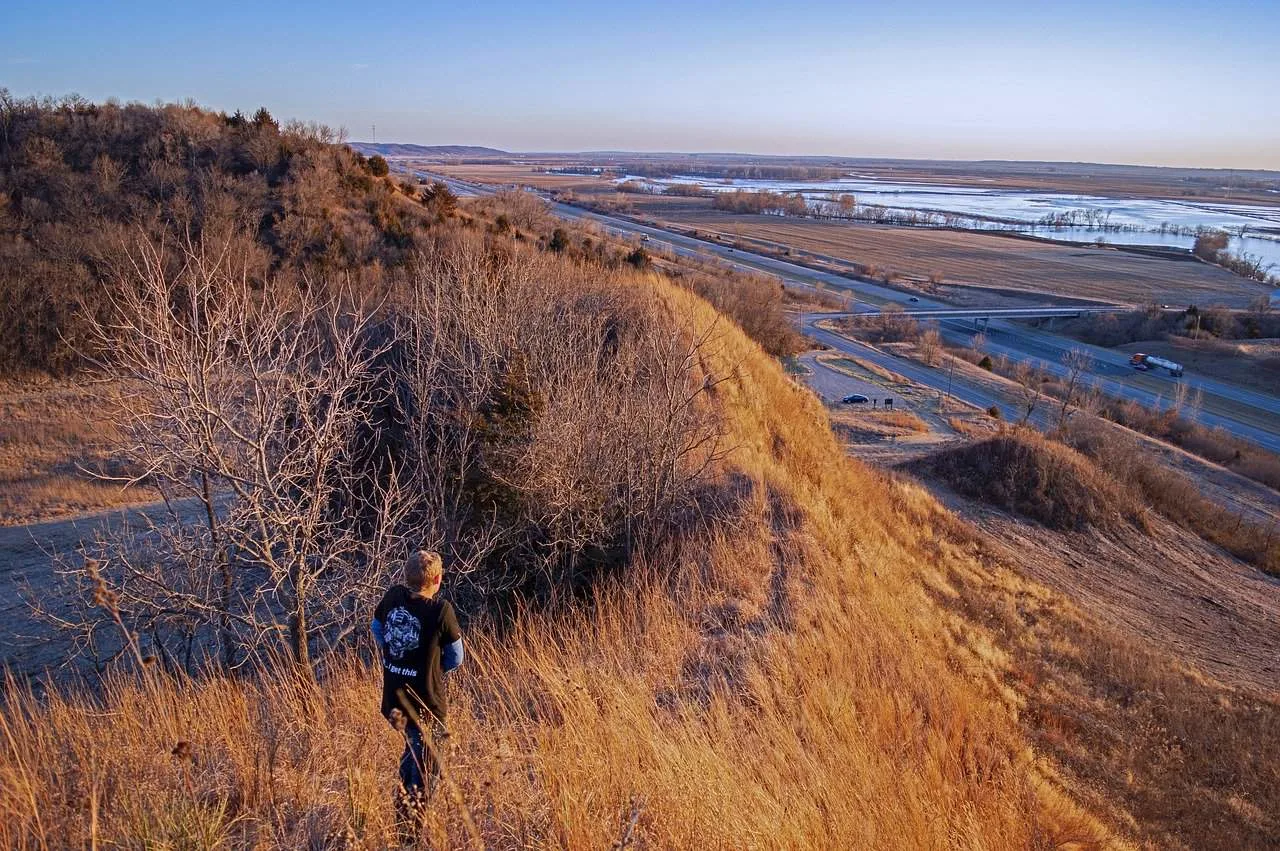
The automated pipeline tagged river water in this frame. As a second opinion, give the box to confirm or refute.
[621,174,1280,273]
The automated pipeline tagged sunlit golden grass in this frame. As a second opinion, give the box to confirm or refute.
[0,275,1159,849]
[0,379,155,524]
[933,516,1280,850]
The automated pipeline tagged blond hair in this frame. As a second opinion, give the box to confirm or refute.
[404,550,444,593]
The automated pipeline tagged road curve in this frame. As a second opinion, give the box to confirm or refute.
[427,172,1280,453]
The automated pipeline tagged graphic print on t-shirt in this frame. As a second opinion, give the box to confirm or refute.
[384,606,421,661]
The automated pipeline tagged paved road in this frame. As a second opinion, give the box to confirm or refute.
[0,500,210,679]
[421,172,1280,452]
[804,320,1048,425]
[417,170,1269,455]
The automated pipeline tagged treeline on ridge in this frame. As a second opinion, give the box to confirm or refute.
[0,91,447,374]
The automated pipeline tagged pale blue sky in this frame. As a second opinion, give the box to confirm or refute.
[4,0,1278,168]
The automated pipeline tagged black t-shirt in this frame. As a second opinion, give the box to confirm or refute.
[374,585,461,723]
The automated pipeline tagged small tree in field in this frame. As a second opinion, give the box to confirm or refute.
[1014,361,1045,426]
[918,327,943,366]
[1193,231,1229,262]
[1054,348,1094,432]
[368,154,389,177]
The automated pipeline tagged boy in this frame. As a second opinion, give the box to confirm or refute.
[371,550,464,807]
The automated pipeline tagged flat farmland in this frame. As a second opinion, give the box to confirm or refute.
[838,162,1280,206]
[423,162,1271,307]
[428,163,608,192]
[642,203,1269,307]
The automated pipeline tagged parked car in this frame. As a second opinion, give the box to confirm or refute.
[842,393,869,404]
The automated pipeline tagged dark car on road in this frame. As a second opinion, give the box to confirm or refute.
[842,393,869,404]
[908,296,920,303]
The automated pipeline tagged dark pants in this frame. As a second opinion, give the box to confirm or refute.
[398,718,447,801]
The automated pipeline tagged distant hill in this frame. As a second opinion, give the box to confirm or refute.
[349,142,509,158]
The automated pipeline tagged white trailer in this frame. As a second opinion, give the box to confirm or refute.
[1129,353,1184,377]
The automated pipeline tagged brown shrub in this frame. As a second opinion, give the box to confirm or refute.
[1063,418,1280,575]
[909,430,1147,532]
[0,94,432,374]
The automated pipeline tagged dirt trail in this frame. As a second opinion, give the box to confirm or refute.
[0,500,199,680]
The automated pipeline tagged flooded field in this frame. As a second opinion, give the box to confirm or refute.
[623,174,1280,271]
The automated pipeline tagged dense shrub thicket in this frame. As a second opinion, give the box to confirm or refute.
[0,91,433,373]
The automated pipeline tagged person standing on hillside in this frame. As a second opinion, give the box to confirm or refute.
[371,550,464,815]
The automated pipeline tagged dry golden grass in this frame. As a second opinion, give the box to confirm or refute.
[0,378,155,525]
[0,276,1121,849]
[815,353,911,386]
[849,357,910,385]
[897,430,1280,847]
[948,414,1001,437]
[830,408,931,442]
[869,409,929,433]
[14,258,1277,849]
[1063,417,1280,576]
[931,515,1280,851]
[908,430,1148,533]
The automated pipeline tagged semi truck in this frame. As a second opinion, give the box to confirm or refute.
[1129,353,1184,377]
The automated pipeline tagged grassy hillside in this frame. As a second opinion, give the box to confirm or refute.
[0,241,1113,846]
[1,98,1274,850]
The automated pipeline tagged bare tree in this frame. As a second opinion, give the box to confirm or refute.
[394,244,727,596]
[1054,348,1094,431]
[63,224,731,673]
[918,327,943,367]
[876,304,919,343]
[1013,361,1045,426]
[70,233,412,671]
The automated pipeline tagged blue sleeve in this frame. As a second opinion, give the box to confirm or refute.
[371,618,384,650]
[441,638,464,672]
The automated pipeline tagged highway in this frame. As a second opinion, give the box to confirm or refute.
[420,171,1280,453]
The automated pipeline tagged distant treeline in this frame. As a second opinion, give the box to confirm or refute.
[622,162,845,181]
[711,189,809,216]
[1193,231,1277,285]
[0,91,442,373]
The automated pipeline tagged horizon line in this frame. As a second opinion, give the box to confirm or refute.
[347,142,1280,176]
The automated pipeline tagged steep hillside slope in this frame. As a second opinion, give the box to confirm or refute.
[0,263,1112,848]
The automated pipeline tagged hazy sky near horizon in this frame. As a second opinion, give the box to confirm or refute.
[4,0,1279,169]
